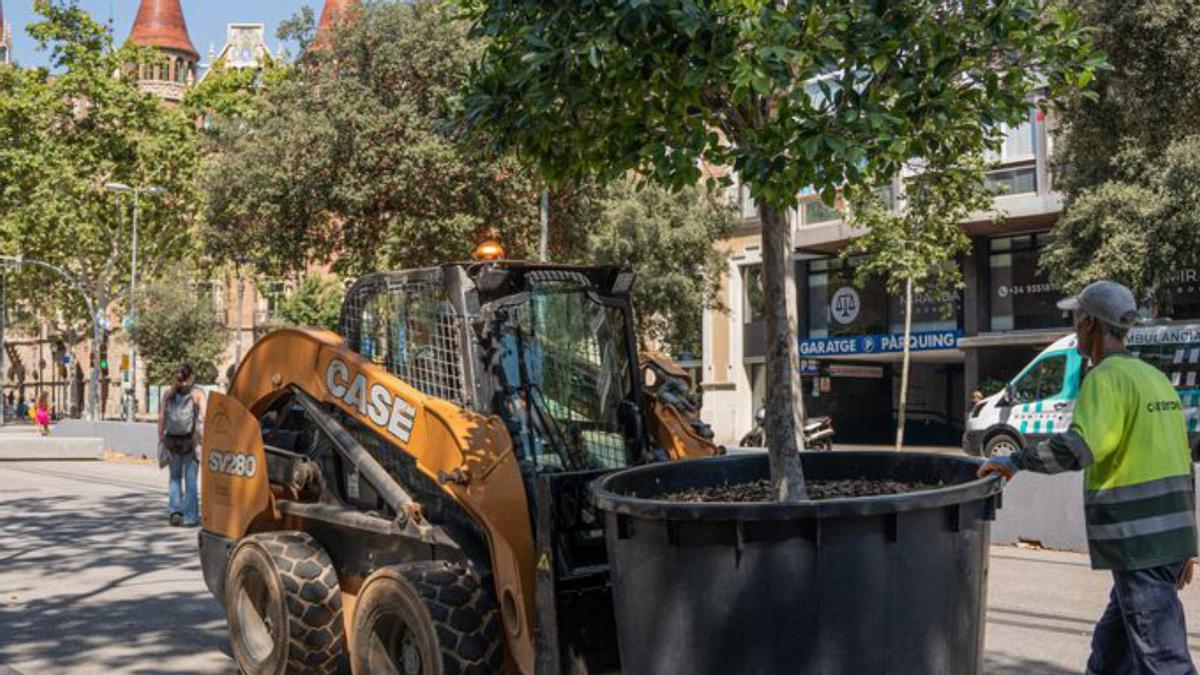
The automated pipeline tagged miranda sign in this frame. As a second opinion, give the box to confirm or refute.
[800,330,962,358]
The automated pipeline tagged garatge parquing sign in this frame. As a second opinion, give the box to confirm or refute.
[799,330,962,358]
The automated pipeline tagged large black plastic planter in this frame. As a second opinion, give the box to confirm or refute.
[590,451,1002,675]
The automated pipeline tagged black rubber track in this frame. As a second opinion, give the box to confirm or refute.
[231,531,346,675]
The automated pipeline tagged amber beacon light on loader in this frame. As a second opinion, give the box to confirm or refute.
[197,258,718,675]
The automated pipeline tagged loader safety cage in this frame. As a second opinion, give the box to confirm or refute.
[337,263,647,470]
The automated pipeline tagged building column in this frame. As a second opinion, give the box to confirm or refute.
[962,235,988,400]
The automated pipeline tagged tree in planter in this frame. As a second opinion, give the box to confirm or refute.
[130,280,228,387]
[844,159,990,450]
[458,0,1100,500]
[1042,0,1200,310]
[275,274,346,332]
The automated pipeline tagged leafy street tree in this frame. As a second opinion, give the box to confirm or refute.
[572,177,736,355]
[844,158,990,449]
[274,274,346,332]
[460,0,1100,499]
[0,2,202,417]
[202,1,733,358]
[203,0,547,278]
[1042,0,1200,312]
[130,278,228,386]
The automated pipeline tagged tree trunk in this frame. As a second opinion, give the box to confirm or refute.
[896,277,913,451]
[759,202,807,502]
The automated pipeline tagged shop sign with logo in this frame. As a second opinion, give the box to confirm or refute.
[799,329,962,357]
[830,287,860,325]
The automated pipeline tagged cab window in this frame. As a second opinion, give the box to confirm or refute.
[1012,353,1067,403]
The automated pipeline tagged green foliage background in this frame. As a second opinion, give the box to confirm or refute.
[131,279,229,385]
[1043,0,1200,312]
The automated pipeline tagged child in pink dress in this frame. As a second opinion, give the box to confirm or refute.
[34,392,51,436]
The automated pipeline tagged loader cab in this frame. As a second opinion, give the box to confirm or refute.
[338,262,648,469]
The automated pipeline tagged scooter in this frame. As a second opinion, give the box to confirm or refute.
[739,408,835,450]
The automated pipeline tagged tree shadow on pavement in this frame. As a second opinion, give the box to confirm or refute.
[0,486,233,674]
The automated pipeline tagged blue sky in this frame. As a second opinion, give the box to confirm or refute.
[5,1,314,67]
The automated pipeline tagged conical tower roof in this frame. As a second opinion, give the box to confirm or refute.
[129,0,198,61]
[315,0,361,50]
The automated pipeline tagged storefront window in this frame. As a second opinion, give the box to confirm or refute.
[988,233,1071,332]
[887,287,960,334]
[807,258,888,337]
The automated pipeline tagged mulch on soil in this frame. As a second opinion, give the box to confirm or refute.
[664,478,939,503]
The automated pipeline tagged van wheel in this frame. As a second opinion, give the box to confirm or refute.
[351,562,503,675]
[985,434,1020,457]
[225,531,346,675]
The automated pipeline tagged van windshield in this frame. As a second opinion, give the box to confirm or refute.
[1011,353,1067,403]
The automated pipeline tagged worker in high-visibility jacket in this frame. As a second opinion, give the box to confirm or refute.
[980,280,1198,675]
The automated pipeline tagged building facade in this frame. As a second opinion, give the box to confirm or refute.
[702,108,1079,447]
[0,0,12,66]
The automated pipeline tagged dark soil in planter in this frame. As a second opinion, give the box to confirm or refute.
[664,478,939,503]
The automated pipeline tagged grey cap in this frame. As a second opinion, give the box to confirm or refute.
[1057,281,1141,329]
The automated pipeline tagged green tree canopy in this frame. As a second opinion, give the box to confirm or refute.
[203,0,549,277]
[0,1,201,331]
[274,274,345,332]
[1043,0,1200,310]
[570,178,736,355]
[131,278,229,385]
[459,0,1100,498]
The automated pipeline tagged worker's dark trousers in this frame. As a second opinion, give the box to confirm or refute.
[1086,560,1196,675]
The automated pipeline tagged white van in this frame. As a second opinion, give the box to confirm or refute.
[964,323,1200,458]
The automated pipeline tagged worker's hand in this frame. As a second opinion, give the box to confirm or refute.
[1178,560,1195,590]
[977,455,1019,482]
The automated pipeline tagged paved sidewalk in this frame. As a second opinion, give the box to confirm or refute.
[986,546,1200,673]
[0,461,232,674]
[1,460,1198,674]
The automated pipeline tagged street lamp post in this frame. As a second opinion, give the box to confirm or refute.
[106,183,167,422]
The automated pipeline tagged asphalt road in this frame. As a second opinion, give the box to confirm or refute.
[1,458,1199,674]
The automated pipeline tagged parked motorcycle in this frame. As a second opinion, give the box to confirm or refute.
[739,408,835,450]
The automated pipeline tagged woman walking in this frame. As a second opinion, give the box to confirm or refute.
[158,364,205,527]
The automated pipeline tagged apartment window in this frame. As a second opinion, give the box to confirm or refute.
[742,265,764,324]
[801,199,840,226]
[985,166,1037,196]
[984,109,1038,196]
[727,175,759,220]
[258,281,286,323]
